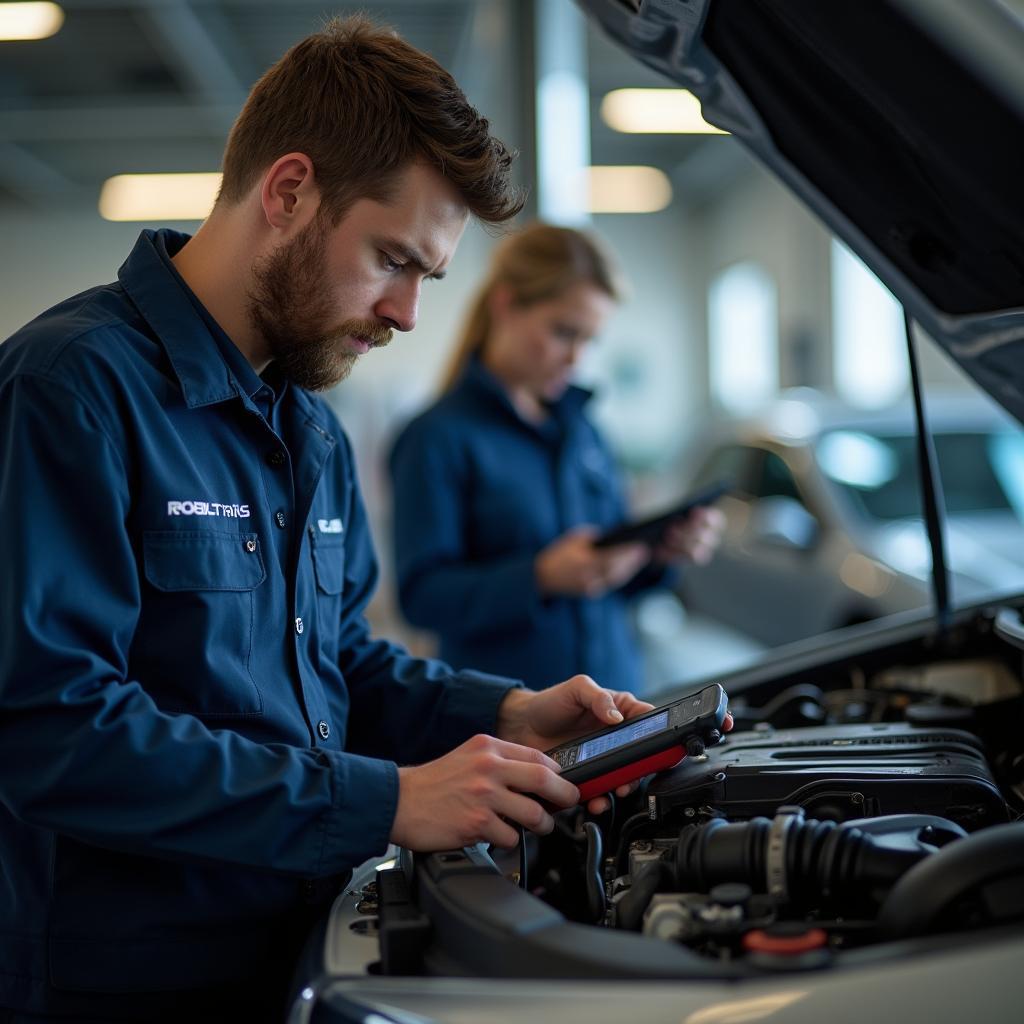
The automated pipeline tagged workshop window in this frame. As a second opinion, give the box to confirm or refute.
[709,261,778,415]
[831,239,907,408]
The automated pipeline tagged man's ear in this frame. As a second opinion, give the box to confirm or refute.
[259,153,319,232]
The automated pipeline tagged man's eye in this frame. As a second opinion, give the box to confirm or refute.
[381,253,402,272]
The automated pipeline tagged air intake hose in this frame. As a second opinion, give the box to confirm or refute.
[878,821,1024,937]
[674,808,964,908]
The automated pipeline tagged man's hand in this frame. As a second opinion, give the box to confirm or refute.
[390,735,579,851]
[653,505,725,566]
[535,527,650,598]
[496,674,652,750]
[496,675,655,814]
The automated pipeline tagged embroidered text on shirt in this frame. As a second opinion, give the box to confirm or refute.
[167,500,251,518]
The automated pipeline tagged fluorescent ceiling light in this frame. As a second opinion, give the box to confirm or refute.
[0,2,64,41]
[99,173,222,222]
[601,88,728,134]
[586,165,672,214]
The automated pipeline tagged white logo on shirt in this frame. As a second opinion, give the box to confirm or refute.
[167,500,251,518]
[317,518,343,533]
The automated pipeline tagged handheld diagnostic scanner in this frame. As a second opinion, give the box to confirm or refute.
[547,683,729,802]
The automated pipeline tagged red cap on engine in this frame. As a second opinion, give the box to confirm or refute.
[743,927,828,955]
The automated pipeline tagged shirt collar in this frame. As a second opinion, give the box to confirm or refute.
[460,355,593,426]
[117,228,272,408]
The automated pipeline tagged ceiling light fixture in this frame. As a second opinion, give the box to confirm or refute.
[0,2,64,41]
[98,173,222,222]
[586,165,672,214]
[601,88,728,134]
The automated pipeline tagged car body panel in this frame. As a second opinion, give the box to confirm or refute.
[295,934,1024,1024]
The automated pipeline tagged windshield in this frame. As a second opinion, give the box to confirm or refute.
[817,428,1024,522]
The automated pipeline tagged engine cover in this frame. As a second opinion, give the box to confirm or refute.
[646,723,1006,830]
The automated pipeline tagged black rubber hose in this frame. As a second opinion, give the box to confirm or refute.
[615,859,674,932]
[614,812,657,877]
[878,822,1024,938]
[675,818,768,892]
[675,815,934,906]
[582,821,606,924]
[757,684,828,727]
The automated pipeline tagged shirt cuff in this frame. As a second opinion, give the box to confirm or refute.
[441,670,524,747]
[317,749,400,875]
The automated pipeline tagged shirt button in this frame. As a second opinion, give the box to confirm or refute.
[294,616,304,636]
[275,510,287,529]
[267,449,286,467]
[317,720,330,741]
[245,538,257,553]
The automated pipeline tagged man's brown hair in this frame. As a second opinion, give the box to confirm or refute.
[218,15,524,225]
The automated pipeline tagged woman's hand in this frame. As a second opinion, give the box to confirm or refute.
[653,505,726,565]
[535,527,650,598]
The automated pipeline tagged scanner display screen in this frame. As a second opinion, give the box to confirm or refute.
[576,710,669,764]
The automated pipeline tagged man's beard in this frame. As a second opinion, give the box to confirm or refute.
[247,217,393,392]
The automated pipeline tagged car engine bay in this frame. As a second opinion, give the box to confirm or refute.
[367,603,1024,980]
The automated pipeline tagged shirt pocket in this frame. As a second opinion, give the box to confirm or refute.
[136,530,266,716]
[143,530,267,592]
[310,530,345,596]
[308,529,345,652]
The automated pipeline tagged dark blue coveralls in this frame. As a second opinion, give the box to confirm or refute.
[389,357,674,693]
[0,230,518,1021]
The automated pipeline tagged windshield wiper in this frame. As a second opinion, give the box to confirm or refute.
[905,310,952,633]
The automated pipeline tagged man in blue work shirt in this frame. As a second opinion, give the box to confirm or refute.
[0,18,654,1022]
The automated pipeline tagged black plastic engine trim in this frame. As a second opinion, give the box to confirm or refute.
[702,0,1024,315]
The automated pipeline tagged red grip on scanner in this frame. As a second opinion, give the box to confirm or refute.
[575,744,686,802]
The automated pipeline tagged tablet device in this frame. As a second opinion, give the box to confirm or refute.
[594,480,730,548]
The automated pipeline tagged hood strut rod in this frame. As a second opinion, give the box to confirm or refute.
[904,310,952,633]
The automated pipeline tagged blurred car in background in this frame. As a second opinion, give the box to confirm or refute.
[679,390,1024,646]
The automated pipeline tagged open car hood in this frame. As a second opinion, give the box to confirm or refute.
[580,0,1024,421]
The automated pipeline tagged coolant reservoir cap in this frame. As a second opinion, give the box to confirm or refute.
[743,924,828,955]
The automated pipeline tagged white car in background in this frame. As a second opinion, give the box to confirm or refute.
[680,390,1024,646]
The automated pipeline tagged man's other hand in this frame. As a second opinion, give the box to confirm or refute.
[389,735,579,851]
[495,675,655,815]
[496,674,653,750]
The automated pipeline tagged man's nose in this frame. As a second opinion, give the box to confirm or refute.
[565,340,585,367]
[375,280,420,333]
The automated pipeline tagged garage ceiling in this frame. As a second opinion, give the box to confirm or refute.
[0,0,739,212]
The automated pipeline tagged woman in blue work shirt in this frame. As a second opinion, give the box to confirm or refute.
[389,224,721,692]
